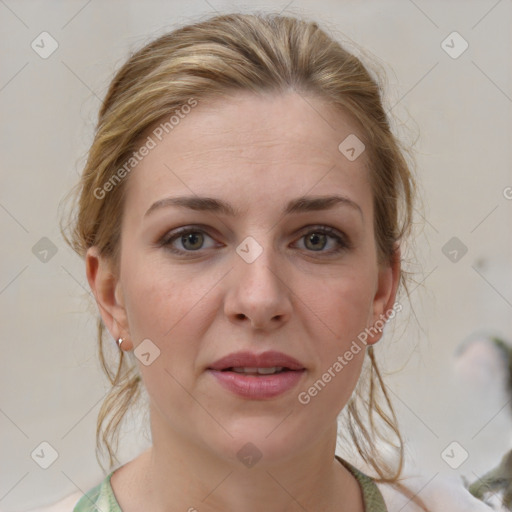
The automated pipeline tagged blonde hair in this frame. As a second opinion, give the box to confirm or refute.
[60,11,426,509]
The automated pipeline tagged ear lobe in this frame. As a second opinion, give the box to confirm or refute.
[366,246,401,345]
[85,246,129,344]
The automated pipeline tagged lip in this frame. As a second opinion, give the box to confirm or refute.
[207,350,306,400]
[208,369,306,399]
[208,350,305,371]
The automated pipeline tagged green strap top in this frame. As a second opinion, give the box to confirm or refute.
[335,455,388,511]
[73,455,387,511]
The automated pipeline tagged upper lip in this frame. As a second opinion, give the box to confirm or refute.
[208,350,305,371]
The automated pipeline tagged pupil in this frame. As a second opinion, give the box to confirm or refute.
[183,232,203,250]
[306,233,326,251]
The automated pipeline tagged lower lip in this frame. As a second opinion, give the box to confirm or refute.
[207,369,306,399]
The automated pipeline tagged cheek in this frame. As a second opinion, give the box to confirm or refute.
[122,254,212,340]
[304,269,375,344]
[121,259,219,398]
[289,269,374,410]
[121,265,208,408]
[122,272,172,340]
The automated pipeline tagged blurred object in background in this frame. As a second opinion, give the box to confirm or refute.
[455,332,512,511]
[468,449,512,510]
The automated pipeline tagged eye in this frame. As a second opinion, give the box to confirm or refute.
[158,225,351,257]
[159,227,218,255]
[295,226,350,255]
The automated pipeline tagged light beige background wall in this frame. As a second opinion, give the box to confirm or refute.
[0,0,511,510]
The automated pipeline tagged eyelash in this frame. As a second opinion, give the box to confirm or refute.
[158,225,351,257]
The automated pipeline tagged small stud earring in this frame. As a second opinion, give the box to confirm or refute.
[117,338,124,348]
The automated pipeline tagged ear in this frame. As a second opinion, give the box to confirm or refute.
[366,245,402,345]
[85,246,133,350]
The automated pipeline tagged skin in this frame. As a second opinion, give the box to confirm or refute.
[86,90,401,512]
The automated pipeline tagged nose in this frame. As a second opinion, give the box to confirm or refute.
[223,242,292,331]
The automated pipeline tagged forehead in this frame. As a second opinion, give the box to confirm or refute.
[123,90,371,221]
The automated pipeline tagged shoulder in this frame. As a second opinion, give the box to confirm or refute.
[24,465,135,512]
[22,475,115,512]
[337,455,494,512]
[71,472,121,512]
[335,455,388,512]
[375,472,495,512]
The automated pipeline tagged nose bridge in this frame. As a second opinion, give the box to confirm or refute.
[225,233,292,328]
[235,234,283,298]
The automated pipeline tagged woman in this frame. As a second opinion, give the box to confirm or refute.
[61,11,428,511]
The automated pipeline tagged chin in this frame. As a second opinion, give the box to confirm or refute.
[196,423,293,467]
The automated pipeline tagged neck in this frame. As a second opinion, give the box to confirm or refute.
[134,408,364,512]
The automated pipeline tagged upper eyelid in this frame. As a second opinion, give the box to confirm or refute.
[162,224,349,248]
[164,224,345,238]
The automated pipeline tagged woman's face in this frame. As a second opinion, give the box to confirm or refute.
[88,90,399,465]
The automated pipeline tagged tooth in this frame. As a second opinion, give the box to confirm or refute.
[257,367,282,374]
[232,367,258,373]
[230,367,284,375]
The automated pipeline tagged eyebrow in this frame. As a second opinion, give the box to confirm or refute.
[144,194,363,220]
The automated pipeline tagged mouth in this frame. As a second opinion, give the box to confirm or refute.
[220,366,295,375]
[207,367,306,399]
[208,350,306,373]
[207,350,306,399]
